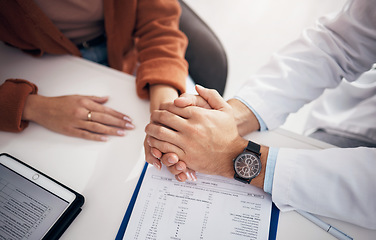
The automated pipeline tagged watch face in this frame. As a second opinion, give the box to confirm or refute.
[234,152,261,179]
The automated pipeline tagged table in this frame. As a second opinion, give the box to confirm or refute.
[0,43,149,239]
[1,43,375,239]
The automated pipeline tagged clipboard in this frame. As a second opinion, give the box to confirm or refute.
[116,162,279,240]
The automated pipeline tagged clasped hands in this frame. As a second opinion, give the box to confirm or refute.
[145,85,247,182]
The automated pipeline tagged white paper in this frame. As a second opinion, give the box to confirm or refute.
[123,165,272,240]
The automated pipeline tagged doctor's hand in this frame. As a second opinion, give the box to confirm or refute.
[22,94,134,141]
[145,85,211,181]
[145,85,247,179]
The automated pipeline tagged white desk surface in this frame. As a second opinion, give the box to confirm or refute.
[1,43,375,240]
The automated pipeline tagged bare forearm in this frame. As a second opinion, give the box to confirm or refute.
[149,84,179,112]
[22,94,43,122]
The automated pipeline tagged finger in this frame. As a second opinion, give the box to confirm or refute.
[175,172,187,182]
[88,111,134,130]
[176,170,197,182]
[160,152,179,167]
[144,139,162,170]
[157,102,193,120]
[101,105,133,124]
[195,85,227,110]
[80,121,127,137]
[166,160,187,175]
[87,95,109,104]
[150,110,187,132]
[146,135,185,158]
[85,96,134,124]
[145,123,182,146]
[174,93,211,109]
[185,169,197,181]
[190,170,197,181]
[67,128,109,142]
[150,147,162,159]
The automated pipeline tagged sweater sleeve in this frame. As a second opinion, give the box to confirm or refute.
[0,79,38,132]
[134,0,188,99]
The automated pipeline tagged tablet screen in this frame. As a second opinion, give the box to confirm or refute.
[0,163,70,239]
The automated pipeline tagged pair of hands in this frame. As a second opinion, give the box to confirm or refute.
[23,85,245,184]
[144,85,247,182]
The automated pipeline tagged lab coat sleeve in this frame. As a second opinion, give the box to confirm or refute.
[272,147,376,229]
[235,0,376,129]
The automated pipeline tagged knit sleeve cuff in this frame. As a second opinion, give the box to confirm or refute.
[0,79,38,132]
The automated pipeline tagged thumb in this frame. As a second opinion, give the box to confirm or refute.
[174,93,211,109]
[174,93,195,108]
[195,85,226,110]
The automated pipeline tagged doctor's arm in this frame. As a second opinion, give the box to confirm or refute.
[145,85,269,188]
[273,147,376,230]
[146,86,376,229]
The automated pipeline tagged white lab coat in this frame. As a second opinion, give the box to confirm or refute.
[235,0,376,229]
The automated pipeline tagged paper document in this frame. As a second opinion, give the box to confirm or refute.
[123,165,272,240]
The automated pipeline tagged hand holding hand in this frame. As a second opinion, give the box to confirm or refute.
[146,85,247,178]
[22,94,134,141]
[144,143,197,181]
[145,87,213,181]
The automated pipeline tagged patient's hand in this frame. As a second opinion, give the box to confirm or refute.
[22,94,134,141]
[174,91,211,109]
[145,145,197,182]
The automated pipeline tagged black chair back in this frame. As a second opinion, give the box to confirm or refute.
[179,0,228,96]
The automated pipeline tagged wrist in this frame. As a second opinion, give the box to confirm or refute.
[22,94,42,122]
[250,145,268,189]
[229,139,269,189]
[227,98,260,136]
[149,84,179,112]
[222,137,248,179]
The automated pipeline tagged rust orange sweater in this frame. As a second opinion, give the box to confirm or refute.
[0,0,188,132]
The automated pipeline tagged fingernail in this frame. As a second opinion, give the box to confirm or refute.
[123,116,132,122]
[151,151,158,159]
[185,172,193,181]
[100,136,109,142]
[125,122,135,129]
[196,84,204,90]
[177,175,182,181]
[153,162,161,170]
[190,172,197,181]
[168,157,177,164]
[176,164,184,171]
[117,130,125,136]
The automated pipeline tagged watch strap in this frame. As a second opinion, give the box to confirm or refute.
[245,141,261,156]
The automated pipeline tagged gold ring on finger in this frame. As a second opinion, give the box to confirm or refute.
[87,111,92,121]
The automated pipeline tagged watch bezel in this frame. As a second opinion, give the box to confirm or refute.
[234,151,261,179]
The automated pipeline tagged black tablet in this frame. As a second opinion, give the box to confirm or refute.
[0,153,84,240]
